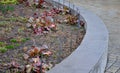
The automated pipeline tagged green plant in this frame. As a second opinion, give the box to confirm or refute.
[6,45,15,49]
[17,16,28,23]
[6,5,14,11]
[0,21,10,27]
[10,39,17,43]
[0,42,6,46]
[0,4,14,14]
[0,0,18,4]
[0,47,7,53]
[9,17,17,21]
[26,38,30,40]
[21,38,30,43]
[15,43,20,47]
[0,4,6,13]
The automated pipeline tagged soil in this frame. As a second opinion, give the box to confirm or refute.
[0,2,85,73]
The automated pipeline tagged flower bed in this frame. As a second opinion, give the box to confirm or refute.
[0,0,85,73]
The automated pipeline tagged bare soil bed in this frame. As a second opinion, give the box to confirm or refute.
[0,1,85,73]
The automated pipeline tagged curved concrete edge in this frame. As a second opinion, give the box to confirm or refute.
[47,0,109,73]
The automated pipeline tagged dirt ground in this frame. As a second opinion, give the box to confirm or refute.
[0,2,85,73]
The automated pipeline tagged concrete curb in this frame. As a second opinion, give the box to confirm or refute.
[47,0,109,73]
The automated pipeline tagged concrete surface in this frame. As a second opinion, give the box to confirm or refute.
[47,0,108,73]
[68,0,120,73]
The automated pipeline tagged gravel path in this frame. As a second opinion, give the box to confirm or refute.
[68,0,120,73]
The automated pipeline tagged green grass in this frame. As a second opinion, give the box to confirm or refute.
[0,37,30,53]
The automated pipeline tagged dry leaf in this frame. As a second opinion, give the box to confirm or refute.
[9,61,20,68]
[28,50,35,57]
[26,65,33,73]
[28,17,34,23]
[23,54,29,60]
[23,47,28,52]
[42,51,52,56]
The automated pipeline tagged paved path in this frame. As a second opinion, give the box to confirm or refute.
[68,0,120,73]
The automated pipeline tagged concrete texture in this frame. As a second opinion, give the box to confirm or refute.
[47,0,108,73]
[67,0,120,73]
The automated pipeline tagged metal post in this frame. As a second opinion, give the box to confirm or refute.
[58,0,60,9]
[63,0,64,8]
[79,10,81,21]
[69,0,70,8]
[78,10,81,27]
[40,54,43,73]
[76,7,79,13]
[73,4,74,10]
[70,31,73,52]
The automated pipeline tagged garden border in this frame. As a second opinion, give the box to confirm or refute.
[47,0,109,73]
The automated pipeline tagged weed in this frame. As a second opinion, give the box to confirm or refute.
[15,43,20,47]
[0,21,10,27]
[0,47,7,53]
[5,45,15,49]
[0,4,14,14]
[10,39,17,43]
[17,16,28,23]
[0,0,18,4]
[21,38,30,43]
[0,42,6,46]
